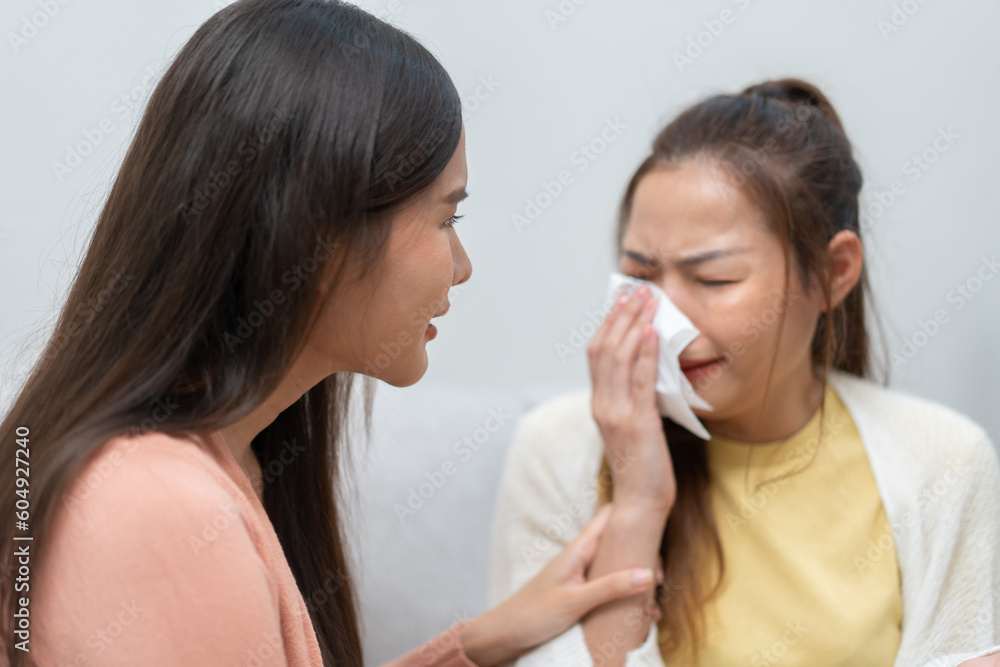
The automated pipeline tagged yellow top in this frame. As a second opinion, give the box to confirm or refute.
[600,382,903,665]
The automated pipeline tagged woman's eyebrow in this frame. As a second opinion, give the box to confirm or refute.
[443,187,469,204]
[622,247,749,268]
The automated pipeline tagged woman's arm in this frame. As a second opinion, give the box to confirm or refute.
[578,504,668,664]
[382,505,657,667]
[579,285,675,664]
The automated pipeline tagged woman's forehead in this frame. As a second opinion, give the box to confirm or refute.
[622,208,770,267]
[632,163,761,220]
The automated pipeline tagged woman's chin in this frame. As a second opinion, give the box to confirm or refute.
[375,354,427,388]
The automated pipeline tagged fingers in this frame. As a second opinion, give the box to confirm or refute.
[577,503,613,543]
[604,289,653,369]
[568,568,655,616]
[611,298,657,399]
[589,285,657,405]
[589,293,632,400]
[564,504,613,566]
[631,323,659,408]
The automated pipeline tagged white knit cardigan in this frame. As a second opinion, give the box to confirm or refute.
[487,369,1000,667]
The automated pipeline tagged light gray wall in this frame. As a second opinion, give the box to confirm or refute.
[2,0,998,663]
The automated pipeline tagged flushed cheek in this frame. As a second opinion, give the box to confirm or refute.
[418,254,455,324]
[727,292,789,347]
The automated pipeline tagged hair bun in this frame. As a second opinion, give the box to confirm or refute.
[742,78,845,132]
[745,84,791,103]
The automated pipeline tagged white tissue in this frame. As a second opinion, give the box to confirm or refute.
[604,272,713,440]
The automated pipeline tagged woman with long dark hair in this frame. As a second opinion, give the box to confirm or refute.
[0,1,661,665]
[488,79,1000,666]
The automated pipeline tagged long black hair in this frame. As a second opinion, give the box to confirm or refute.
[0,1,463,664]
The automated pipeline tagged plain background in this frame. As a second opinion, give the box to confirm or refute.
[1,0,998,663]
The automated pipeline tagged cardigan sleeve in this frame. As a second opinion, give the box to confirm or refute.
[902,430,1000,667]
[379,623,478,667]
[486,392,666,667]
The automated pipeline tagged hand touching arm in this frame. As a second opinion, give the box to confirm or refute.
[581,285,675,665]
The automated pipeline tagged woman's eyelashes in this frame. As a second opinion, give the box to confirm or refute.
[622,270,736,288]
[443,214,464,228]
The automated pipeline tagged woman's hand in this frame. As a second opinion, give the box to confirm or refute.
[459,504,661,667]
[958,654,1000,667]
[588,284,676,515]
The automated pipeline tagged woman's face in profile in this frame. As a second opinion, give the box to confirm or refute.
[307,127,472,387]
[619,160,825,424]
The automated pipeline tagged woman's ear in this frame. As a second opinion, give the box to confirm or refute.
[824,230,864,312]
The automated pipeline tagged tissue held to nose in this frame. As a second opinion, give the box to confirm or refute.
[605,272,714,440]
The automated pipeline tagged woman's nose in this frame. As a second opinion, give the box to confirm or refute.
[451,234,472,286]
[659,279,694,320]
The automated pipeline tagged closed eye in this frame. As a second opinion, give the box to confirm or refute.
[699,279,737,286]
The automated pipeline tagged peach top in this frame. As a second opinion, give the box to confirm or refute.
[33,429,478,666]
